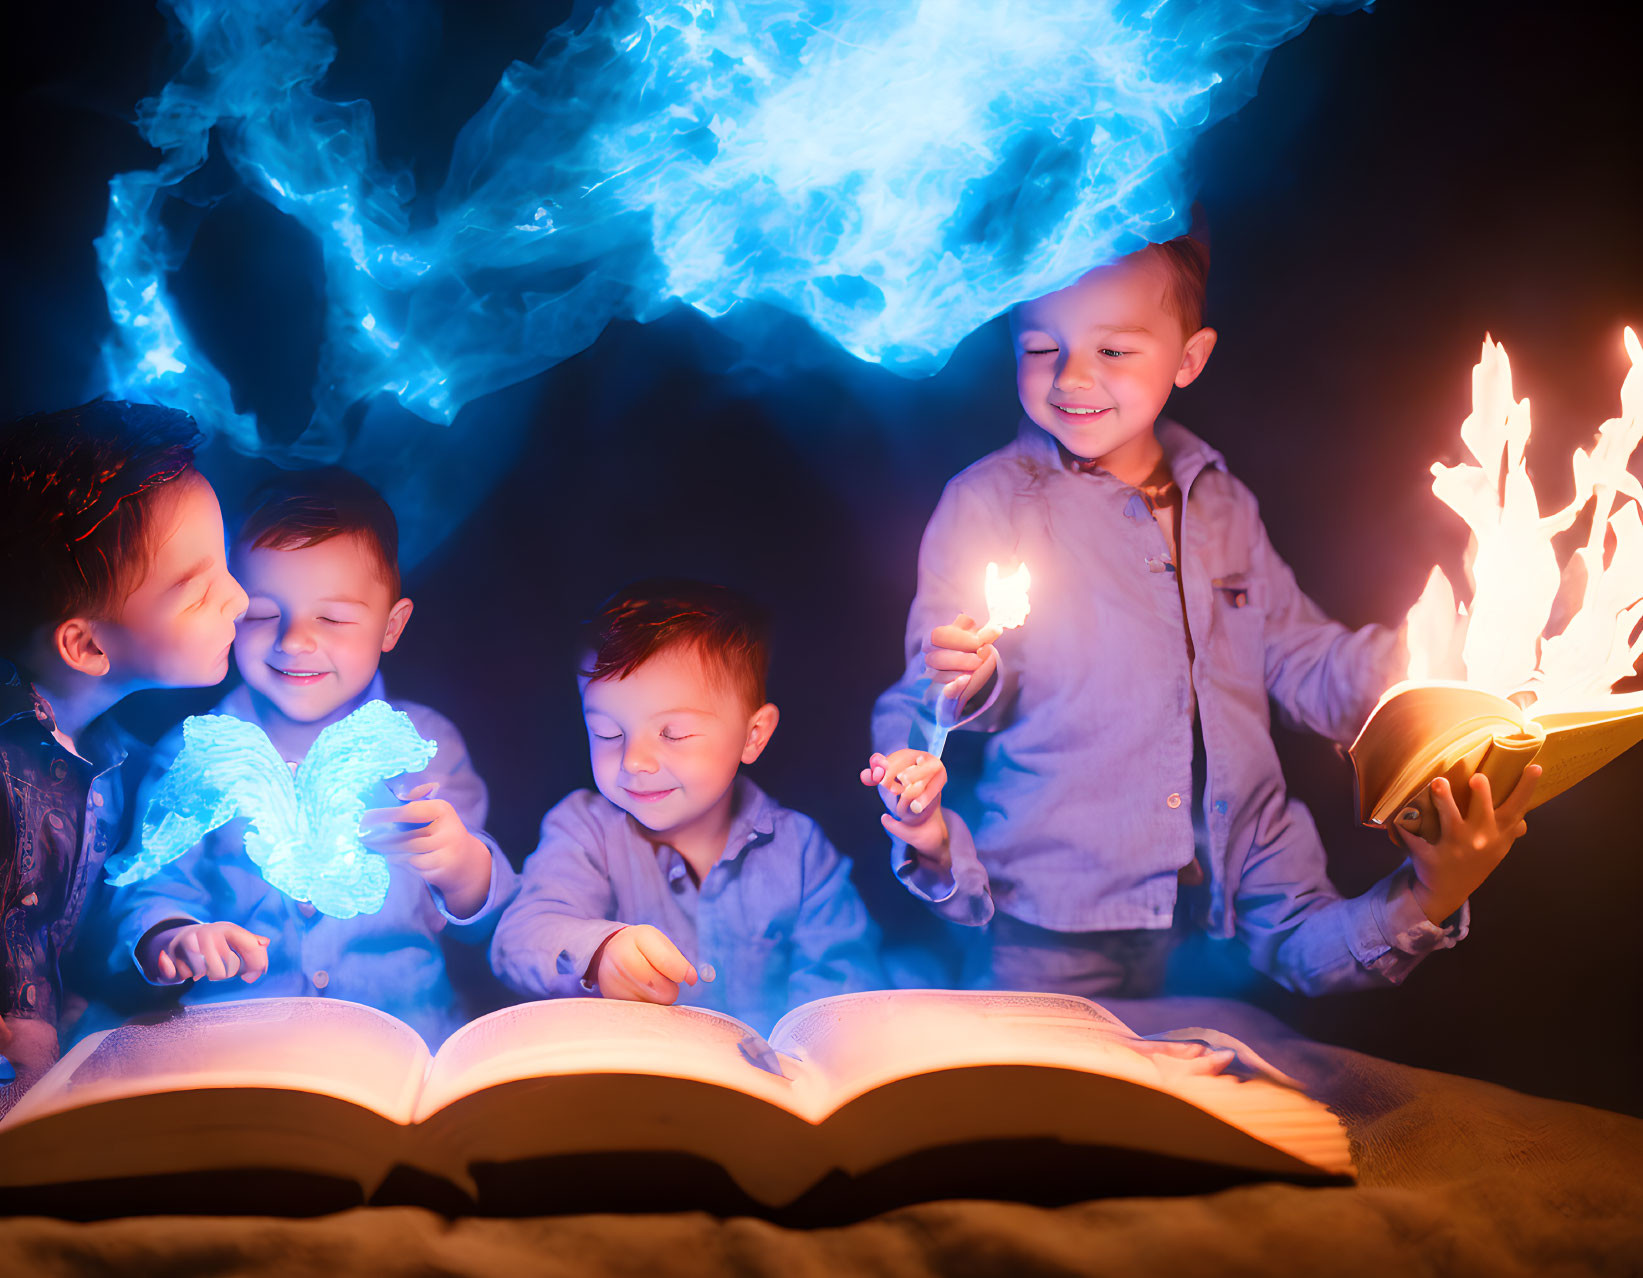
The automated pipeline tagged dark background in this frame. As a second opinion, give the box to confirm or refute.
[4,3,1640,1115]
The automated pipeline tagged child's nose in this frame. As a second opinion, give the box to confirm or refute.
[224,578,250,622]
[277,620,318,653]
[621,743,658,774]
[1055,349,1097,390]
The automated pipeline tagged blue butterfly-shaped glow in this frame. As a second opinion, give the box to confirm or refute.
[104,700,439,919]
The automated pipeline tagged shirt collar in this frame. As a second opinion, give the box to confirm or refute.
[0,659,51,729]
[0,659,130,775]
[1015,415,1226,493]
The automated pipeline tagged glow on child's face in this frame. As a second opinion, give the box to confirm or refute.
[1011,253,1211,477]
[581,645,767,845]
[95,473,248,689]
[233,533,410,725]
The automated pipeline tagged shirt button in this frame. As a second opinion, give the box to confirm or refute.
[311,970,329,990]
[1166,793,1183,809]
[35,708,49,724]
[92,791,104,808]
[699,963,717,982]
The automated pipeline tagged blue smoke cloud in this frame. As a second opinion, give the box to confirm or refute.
[97,0,1368,462]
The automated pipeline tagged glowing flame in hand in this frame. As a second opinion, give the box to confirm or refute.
[1405,329,1643,709]
[983,561,1032,634]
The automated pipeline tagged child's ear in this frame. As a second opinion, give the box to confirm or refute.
[1174,326,1218,388]
[741,703,780,765]
[381,597,415,653]
[53,618,111,678]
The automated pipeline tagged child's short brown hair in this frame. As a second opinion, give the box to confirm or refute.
[582,579,770,712]
[0,399,201,656]
[1143,232,1211,337]
[237,467,401,599]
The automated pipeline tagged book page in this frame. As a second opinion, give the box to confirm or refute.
[1351,680,1524,822]
[769,990,1174,1113]
[416,998,799,1123]
[770,990,1351,1173]
[0,998,430,1132]
[1531,701,1643,806]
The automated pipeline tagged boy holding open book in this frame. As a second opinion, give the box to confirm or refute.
[866,235,1541,997]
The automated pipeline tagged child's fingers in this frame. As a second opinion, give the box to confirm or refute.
[1494,764,1542,824]
[199,941,232,982]
[392,781,440,803]
[181,940,208,980]
[923,646,987,672]
[1430,776,1465,836]
[927,622,986,654]
[155,949,179,982]
[633,928,698,987]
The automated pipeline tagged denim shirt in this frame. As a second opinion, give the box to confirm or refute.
[492,777,885,1034]
[0,661,134,1035]
[872,418,1465,995]
[95,676,517,1048]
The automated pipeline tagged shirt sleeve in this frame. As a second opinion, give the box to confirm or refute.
[1232,796,1465,995]
[400,709,518,932]
[101,733,218,984]
[890,810,995,927]
[0,769,25,1018]
[786,822,885,1006]
[871,477,1024,760]
[1249,501,1408,746]
[489,796,626,999]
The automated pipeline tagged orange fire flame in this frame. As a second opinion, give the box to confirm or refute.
[1405,329,1643,709]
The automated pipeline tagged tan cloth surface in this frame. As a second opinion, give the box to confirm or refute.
[5,997,1641,1277]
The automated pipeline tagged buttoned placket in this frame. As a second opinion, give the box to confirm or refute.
[1115,474,1199,868]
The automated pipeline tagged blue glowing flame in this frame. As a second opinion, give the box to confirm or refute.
[105,700,439,920]
[98,0,1367,449]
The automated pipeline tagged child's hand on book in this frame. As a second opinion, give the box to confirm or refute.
[862,749,951,872]
[923,613,999,706]
[1397,765,1542,925]
[592,924,699,1005]
[141,921,272,984]
[360,782,493,919]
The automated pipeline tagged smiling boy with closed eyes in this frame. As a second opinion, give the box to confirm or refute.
[491,579,883,1034]
[96,467,515,1048]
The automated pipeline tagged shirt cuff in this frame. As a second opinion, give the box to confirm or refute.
[126,909,204,986]
[892,811,993,926]
[1347,862,1469,984]
[437,833,518,930]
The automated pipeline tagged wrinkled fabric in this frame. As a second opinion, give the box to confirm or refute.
[493,777,884,1034]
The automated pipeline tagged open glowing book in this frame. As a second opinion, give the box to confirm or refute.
[1349,680,1643,842]
[0,990,1350,1218]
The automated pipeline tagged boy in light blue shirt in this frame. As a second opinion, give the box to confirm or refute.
[101,469,515,1048]
[867,236,1540,997]
[492,579,882,1033]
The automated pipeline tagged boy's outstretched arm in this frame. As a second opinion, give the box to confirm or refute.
[1231,767,1537,995]
[1248,503,1408,745]
[489,795,628,999]
[862,749,994,926]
